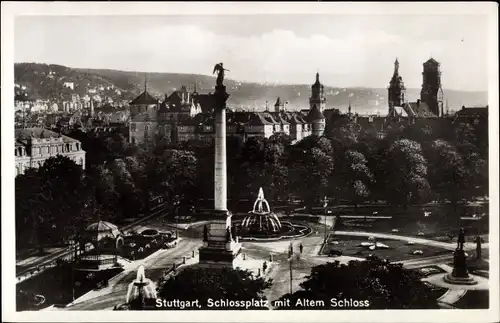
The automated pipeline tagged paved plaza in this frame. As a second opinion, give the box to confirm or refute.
[35,215,490,311]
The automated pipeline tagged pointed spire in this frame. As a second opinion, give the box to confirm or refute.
[393,58,400,76]
[144,73,148,92]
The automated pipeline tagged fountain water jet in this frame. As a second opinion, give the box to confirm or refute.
[241,188,282,234]
[125,265,157,309]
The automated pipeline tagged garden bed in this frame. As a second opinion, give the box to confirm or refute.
[414,265,448,278]
[119,233,178,261]
[321,234,449,262]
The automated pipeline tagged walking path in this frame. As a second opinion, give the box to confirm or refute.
[438,289,468,307]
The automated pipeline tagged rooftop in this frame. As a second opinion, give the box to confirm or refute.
[404,101,437,118]
[130,91,158,106]
[15,127,79,143]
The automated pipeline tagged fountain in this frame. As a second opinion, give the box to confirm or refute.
[236,188,311,241]
[241,188,282,234]
[125,265,157,310]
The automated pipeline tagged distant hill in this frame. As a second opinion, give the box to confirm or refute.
[14,63,488,114]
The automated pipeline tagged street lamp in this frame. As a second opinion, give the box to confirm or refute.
[323,196,328,243]
[288,242,293,295]
[174,195,181,239]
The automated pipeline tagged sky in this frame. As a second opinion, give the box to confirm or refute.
[14,14,490,91]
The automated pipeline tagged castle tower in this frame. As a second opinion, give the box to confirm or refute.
[420,58,444,117]
[310,72,326,112]
[274,97,284,113]
[388,58,406,107]
[307,104,325,137]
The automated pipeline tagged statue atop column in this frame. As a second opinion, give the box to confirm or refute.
[213,63,229,88]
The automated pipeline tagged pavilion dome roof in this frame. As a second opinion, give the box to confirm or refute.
[84,221,121,241]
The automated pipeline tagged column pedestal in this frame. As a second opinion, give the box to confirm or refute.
[198,211,241,268]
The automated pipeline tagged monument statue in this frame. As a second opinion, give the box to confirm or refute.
[213,63,229,88]
[457,227,465,250]
[203,225,208,242]
[443,227,478,285]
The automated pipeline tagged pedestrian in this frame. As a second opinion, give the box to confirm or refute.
[263,261,267,273]
[299,243,303,254]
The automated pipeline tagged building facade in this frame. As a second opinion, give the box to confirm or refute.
[15,128,86,176]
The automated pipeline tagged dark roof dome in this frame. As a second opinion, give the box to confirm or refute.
[84,221,121,241]
[307,105,325,121]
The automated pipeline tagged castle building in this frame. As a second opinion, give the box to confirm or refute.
[15,128,86,176]
[128,72,324,144]
[420,58,444,117]
[128,81,160,144]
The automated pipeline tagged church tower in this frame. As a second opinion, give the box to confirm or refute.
[420,58,444,117]
[310,72,326,112]
[388,58,406,107]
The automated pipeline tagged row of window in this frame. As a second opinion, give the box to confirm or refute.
[15,143,80,157]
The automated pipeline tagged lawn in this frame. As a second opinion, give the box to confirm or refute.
[336,213,488,243]
[321,234,449,262]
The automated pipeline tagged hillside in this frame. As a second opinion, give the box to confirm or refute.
[14,63,488,114]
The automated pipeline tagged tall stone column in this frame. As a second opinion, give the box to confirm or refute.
[199,64,241,268]
[214,87,228,211]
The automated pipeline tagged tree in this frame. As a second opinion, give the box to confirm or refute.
[288,146,333,208]
[15,156,88,252]
[275,257,439,310]
[425,140,468,210]
[157,267,272,310]
[326,118,362,150]
[384,139,429,207]
[334,150,373,208]
[236,137,289,202]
